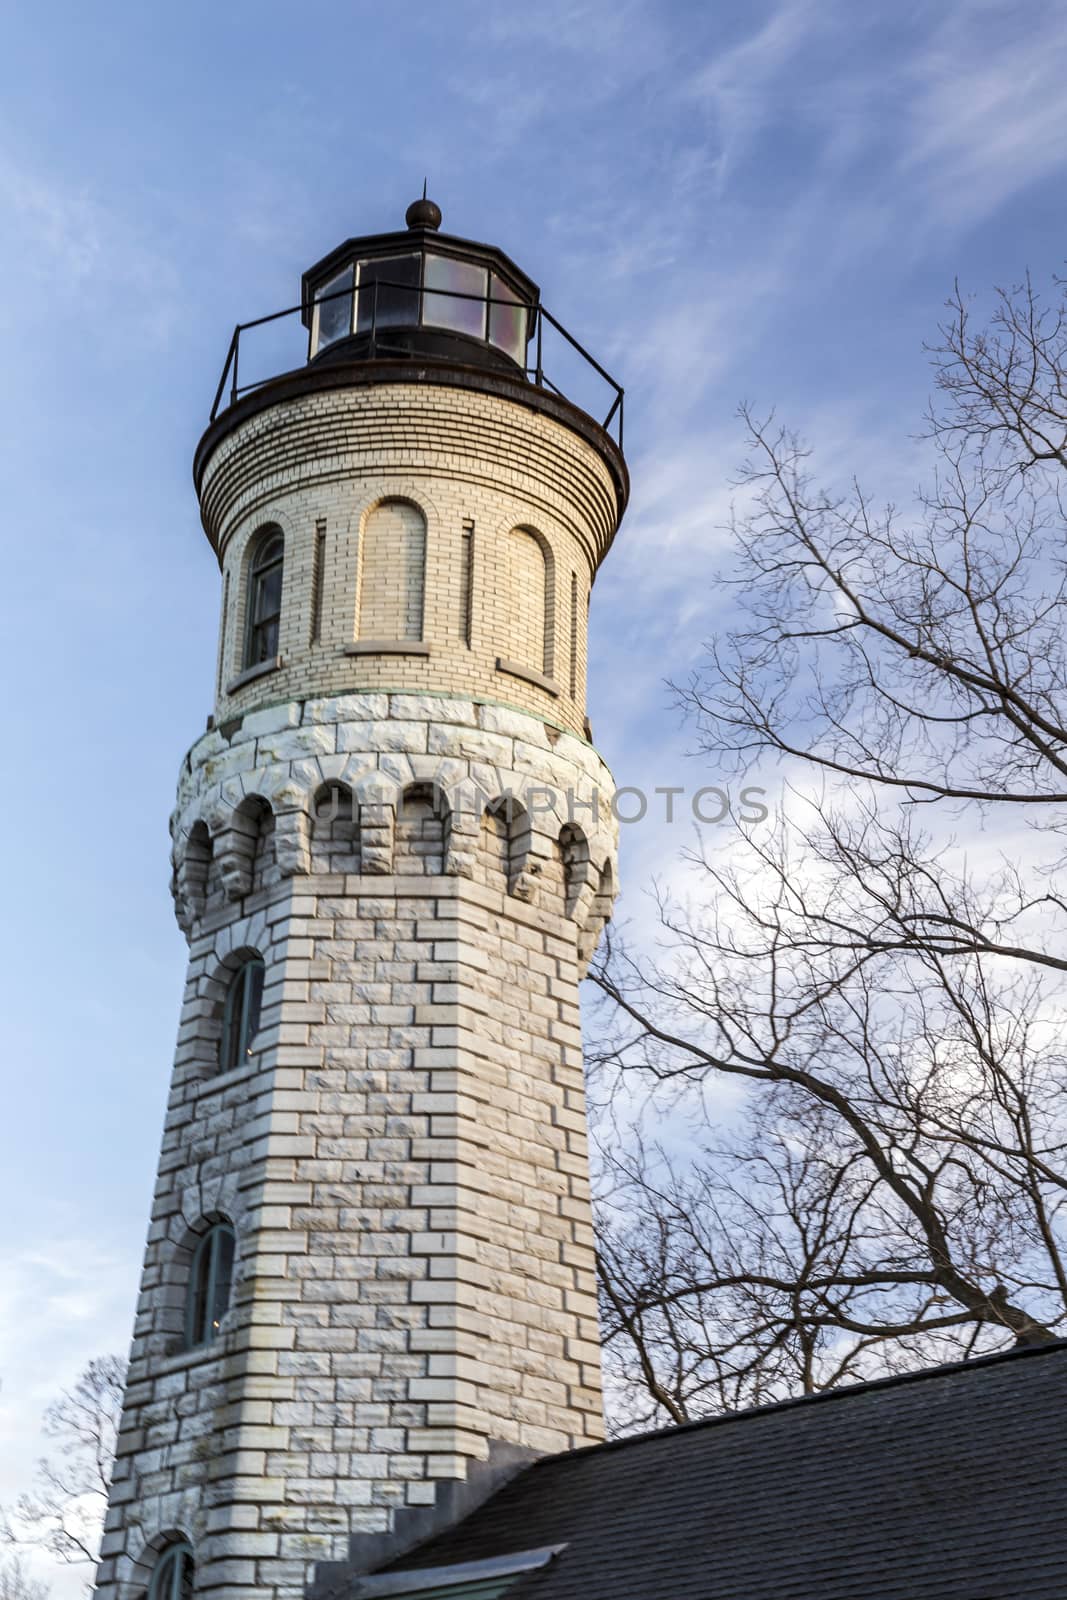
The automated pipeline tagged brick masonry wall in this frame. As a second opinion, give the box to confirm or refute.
[505,529,552,677]
[357,501,426,644]
[202,383,618,738]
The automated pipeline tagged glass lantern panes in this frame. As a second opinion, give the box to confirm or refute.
[245,533,283,668]
[308,250,531,365]
[148,1543,195,1600]
[355,255,420,332]
[423,254,488,339]
[185,1221,236,1348]
[219,956,265,1073]
[313,265,354,354]
[489,274,528,365]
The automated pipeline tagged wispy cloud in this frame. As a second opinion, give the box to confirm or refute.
[0,142,181,342]
[675,0,1067,265]
[899,1,1067,226]
[686,0,824,194]
[0,1231,133,1489]
[0,160,105,281]
[483,0,664,63]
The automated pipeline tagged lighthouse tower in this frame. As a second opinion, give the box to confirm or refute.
[94,198,626,1600]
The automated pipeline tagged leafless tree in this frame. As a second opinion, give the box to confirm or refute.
[591,272,1067,1428]
[0,1556,50,1600]
[2,1355,126,1574]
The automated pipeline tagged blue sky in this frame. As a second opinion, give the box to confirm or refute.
[4,0,1067,1587]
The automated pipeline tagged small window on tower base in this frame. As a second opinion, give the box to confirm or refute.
[219,954,265,1073]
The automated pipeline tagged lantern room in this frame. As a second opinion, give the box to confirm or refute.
[301,194,539,375]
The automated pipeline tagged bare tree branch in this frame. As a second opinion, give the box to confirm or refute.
[592,270,1067,1428]
[3,1356,126,1580]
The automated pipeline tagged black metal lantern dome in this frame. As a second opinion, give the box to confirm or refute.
[301,196,539,377]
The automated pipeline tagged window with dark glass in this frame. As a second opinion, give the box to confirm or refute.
[355,254,420,331]
[244,531,283,668]
[148,1544,194,1600]
[312,265,354,354]
[185,1222,235,1349]
[219,955,264,1073]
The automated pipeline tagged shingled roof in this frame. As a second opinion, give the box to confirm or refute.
[368,1340,1067,1600]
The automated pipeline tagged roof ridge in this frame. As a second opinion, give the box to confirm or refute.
[535,1336,1067,1469]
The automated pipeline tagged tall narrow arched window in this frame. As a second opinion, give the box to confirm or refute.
[569,571,578,698]
[358,500,426,642]
[148,1543,194,1600]
[244,529,284,668]
[219,955,264,1073]
[185,1222,235,1349]
[507,527,554,677]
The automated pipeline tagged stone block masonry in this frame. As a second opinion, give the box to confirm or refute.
[94,695,617,1600]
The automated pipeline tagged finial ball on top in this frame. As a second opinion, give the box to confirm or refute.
[406,194,442,230]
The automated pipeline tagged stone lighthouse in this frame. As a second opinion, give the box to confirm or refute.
[94,197,627,1600]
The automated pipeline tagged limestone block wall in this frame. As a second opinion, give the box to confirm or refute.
[199,384,619,738]
[95,695,617,1600]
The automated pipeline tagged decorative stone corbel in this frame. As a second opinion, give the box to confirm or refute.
[171,870,196,937]
[272,781,311,877]
[171,814,213,933]
[576,856,617,976]
[507,816,551,904]
[174,859,203,932]
[359,797,396,875]
[444,808,479,878]
[212,803,262,901]
[510,860,543,903]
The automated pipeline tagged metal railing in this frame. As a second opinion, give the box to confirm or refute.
[208,276,624,448]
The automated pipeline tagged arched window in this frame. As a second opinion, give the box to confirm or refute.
[244,529,284,668]
[148,1543,194,1600]
[218,955,264,1072]
[185,1222,235,1349]
[507,527,554,677]
[148,1542,194,1600]
[359,501,426,642]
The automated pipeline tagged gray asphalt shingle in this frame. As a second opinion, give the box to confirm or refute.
[376,1341,1067,1600]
